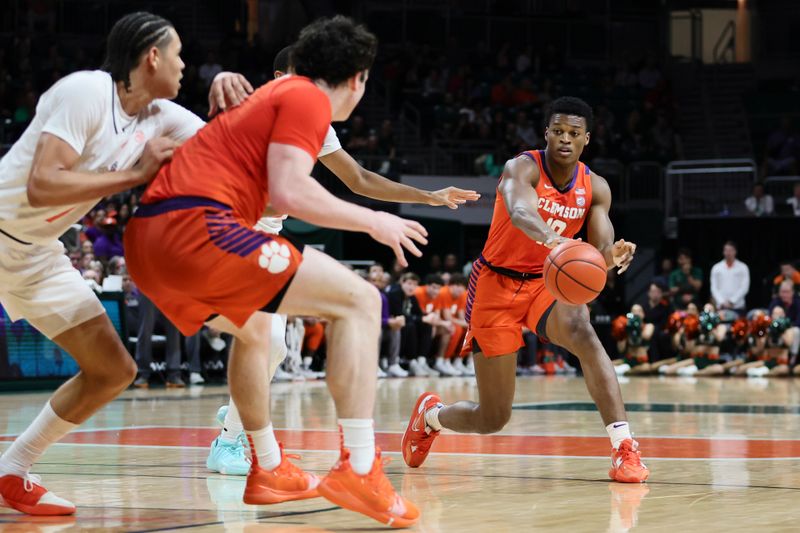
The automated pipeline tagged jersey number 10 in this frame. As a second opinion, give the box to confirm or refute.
[534,217,567,245]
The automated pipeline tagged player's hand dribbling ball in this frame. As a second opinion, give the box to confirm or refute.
[544,241,607,305]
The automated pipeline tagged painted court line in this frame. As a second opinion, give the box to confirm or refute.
[4,426,800,459]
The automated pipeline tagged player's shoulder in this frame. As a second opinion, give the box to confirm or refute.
[48,70,110,98]
[273,75,325,100]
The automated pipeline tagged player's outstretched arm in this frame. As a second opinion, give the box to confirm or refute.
[319,148,480,209]
[587,173,636,273]
[268,142,428,267]
[27,134,175,207]
[499,154,564,248]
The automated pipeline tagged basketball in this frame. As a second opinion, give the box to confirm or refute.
[544,241,607,305]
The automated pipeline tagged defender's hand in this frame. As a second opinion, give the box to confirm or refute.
[429,187,481,209]
[208,72,254,116]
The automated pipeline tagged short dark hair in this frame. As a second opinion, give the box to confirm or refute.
[292,15,377,87]
[102,12,174,91]
[724,240,737,251]
[400,272,420,283]
[544,96,594,132]
[449,273,468,287]
[650,281,667,292]
[425,274,445,286]
[273,45,292,74]
[677,247,692,259]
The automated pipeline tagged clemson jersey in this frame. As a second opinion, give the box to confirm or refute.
[480,149,593,274]
[439,286,467,316]
[142,75,330,225]
[414,286,444,314]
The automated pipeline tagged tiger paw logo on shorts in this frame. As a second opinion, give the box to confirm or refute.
[258,241,291,273]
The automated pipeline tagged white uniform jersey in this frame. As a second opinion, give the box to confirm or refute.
[0,70,204,248]
[256,125,341,235]
[318,125,342,158]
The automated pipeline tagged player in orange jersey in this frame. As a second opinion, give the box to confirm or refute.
[436,274,472,376]
[125,17,420,527]
[402,97,648,483]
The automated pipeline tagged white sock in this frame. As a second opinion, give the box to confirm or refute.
[606,421,632,449]
[339,418,375,475]
[220,398,244,444]
[0,401,77,476]
[247,424,281,471]
[424,404,444,431]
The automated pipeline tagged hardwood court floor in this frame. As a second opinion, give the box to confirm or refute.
[3,375,800,532]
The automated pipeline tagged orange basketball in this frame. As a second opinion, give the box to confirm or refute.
[543,241,607,305]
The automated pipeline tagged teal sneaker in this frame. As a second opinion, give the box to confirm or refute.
[206,435,250,476]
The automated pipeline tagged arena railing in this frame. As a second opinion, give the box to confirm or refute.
[665,158,757,217]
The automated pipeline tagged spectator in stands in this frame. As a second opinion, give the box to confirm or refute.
[117,203,131,228]
[710,241,750,313]
[490,74,515,107]
[769,280,800,327]
[344,115,369,153]
[786,182,800,216]
[387,273,438,377]
[669,248,703,309]
[84,208,106,242]
[653,257,674,289]
[377,119,397,160]
[641,281,674,361]
[762,117,798,177]
[443,253,459,273]
[198,51,222,87]
[773,261,800,293]
[93,216,124,261]
[514,110,539,147]
[422,68,445,101]
[595,270,626,317]
[744,182,774,216]
[638,56,662,90]
[369,270,407,377]
[133,294,185,389]
[80,240,93,255]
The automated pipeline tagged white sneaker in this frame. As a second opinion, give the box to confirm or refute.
[387,363,409,377]
[420,358,440,377]
[677,364,698,376]
[189,372,205,385]
[434,358,460,377]
[614,363,631,376]
[409,359,426,376]
[562,362,577,374]
[454,358,474,376]
[747,365,770,377]
[465,356,476,375]
[273,366,294,382]
[531,364,545,375]
[377,367,387,378]
[203,330,226,352]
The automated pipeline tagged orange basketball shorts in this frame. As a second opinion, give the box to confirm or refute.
[124,197,304,336]
[461,256,556,357]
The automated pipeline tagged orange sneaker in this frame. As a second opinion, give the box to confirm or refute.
[609,439,649,483]
[401,392,442,468]
[0,473,75,515]
[318,447,420,528]
[243,443,321,505]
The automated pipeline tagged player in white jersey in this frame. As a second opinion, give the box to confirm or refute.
[0,12,253,515]
[205,45,481,476]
